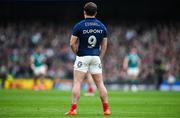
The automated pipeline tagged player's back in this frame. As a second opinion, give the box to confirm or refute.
[73,18,107,56]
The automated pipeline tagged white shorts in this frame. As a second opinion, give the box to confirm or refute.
[127,67,139,77]
[33,65,47,76]
[74,56,102,74]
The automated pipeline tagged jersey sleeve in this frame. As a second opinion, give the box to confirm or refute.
[72,23,80,37]
[103,26,108,38]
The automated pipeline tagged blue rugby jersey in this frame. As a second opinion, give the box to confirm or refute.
[72,18,107,56]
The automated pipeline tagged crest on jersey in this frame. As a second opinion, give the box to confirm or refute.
[77,61,83,68]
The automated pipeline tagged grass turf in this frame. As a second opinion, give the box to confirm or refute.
[0,90,180,118]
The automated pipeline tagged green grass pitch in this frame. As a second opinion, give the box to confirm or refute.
[0,90,180,118]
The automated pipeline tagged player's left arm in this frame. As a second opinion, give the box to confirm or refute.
[70,35,78,55]
[99,37,107,60]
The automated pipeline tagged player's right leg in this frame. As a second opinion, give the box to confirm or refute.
[92,74,111,115]
[89,56,110,115]
[65,70,86,115]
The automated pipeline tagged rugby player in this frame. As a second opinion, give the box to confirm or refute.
[123,47,141,91]
[30,47,47,90]
[66,2,111,115]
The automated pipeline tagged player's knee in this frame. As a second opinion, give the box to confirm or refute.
[72,89,80,97]
[104,89,108,96]
[72,85,80,95]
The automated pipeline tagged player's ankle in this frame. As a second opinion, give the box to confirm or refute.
[102,102,110,112]
[70,103,77,111]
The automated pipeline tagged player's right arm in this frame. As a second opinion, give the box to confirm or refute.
[99,37,107,60]
[70,35,78,55]
[30,55,35,70]
[123,56,129,71]
[100,25,108,60]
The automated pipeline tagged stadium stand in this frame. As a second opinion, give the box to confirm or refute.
[0,22,180,83]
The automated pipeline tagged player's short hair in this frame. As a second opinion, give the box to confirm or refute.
[84,2,97,16]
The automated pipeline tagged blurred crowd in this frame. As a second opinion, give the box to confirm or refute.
[105,23,180,84]
[0,21,180,83]
[0,22,74,80]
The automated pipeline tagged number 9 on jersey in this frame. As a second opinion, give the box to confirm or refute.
[88,35,97,48]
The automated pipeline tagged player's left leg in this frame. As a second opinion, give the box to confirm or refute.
[66,70,86,115]
[39,65,48,90]
[66,56,89,115]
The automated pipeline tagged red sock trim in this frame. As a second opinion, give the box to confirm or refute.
[70,104,77,111]
[102,103,109,112]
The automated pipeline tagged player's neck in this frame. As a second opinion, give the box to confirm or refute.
[85,15,95,19]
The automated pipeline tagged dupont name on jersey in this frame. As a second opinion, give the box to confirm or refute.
[73,18,107,56]
[83,29,103,34]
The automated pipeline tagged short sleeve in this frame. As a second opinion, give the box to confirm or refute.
[72,23,80,37]
[103,26,108,38]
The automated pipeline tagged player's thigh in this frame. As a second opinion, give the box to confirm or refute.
[91,73,103,87]
[74,70,86,83]
[40,65,47,75]
[89,56,102,74]
[127,68,139,80]
[34,67,41,76]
